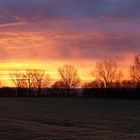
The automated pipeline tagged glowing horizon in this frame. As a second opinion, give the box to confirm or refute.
[0,60,131,87]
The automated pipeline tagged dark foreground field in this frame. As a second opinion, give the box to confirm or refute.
[0,98,140,140]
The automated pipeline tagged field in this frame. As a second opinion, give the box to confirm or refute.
[0,98,140,140]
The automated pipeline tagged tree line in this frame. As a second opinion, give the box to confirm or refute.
[0,54,140,96]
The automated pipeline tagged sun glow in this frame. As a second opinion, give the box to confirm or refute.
[0,60,130,87]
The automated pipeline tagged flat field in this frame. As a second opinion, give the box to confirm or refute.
[0,97,140,140]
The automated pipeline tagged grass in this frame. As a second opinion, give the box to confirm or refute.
[0,97,140,139]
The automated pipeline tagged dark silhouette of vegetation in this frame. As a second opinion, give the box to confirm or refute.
[0,55,139,98]
[31,69,50,95]
[82,80,104,88]
[9,71,26,95]
[91,60,123,88]
[82,88,140,99]
[53,64,81,95]
[24,69,35,95]
[0,87,15,97]
[130,54,140,87]
[9,69,50,96]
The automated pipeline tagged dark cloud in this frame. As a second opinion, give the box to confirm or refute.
[0,17,17,25]
[0,0,140,19]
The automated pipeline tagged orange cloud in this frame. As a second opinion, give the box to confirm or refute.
[0,15,139,86]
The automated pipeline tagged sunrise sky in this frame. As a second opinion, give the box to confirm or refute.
[0,0,140,86]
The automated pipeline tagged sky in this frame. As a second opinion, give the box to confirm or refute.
[0,0,140,86]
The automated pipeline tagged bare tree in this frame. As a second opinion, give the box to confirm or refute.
[24,69,36,94]
[58,64,81,94]
[10,69,50,96]
[9,71,26,94]
[10,70,35,95]
[92,60,123,88]
[33,69,50,95]
[130,54,140,84]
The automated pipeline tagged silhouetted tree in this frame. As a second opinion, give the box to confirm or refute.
[9,71,26,94]
[10,69,50,96]
[33,69,50,95]
[58,64,81,94]
[92,60,123,88]
[82,80,104,88]
[52,80,64,89]
[24,69,36,94]
[130,54,140,87]
[121,80,136,88]
[51,81,66,95]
